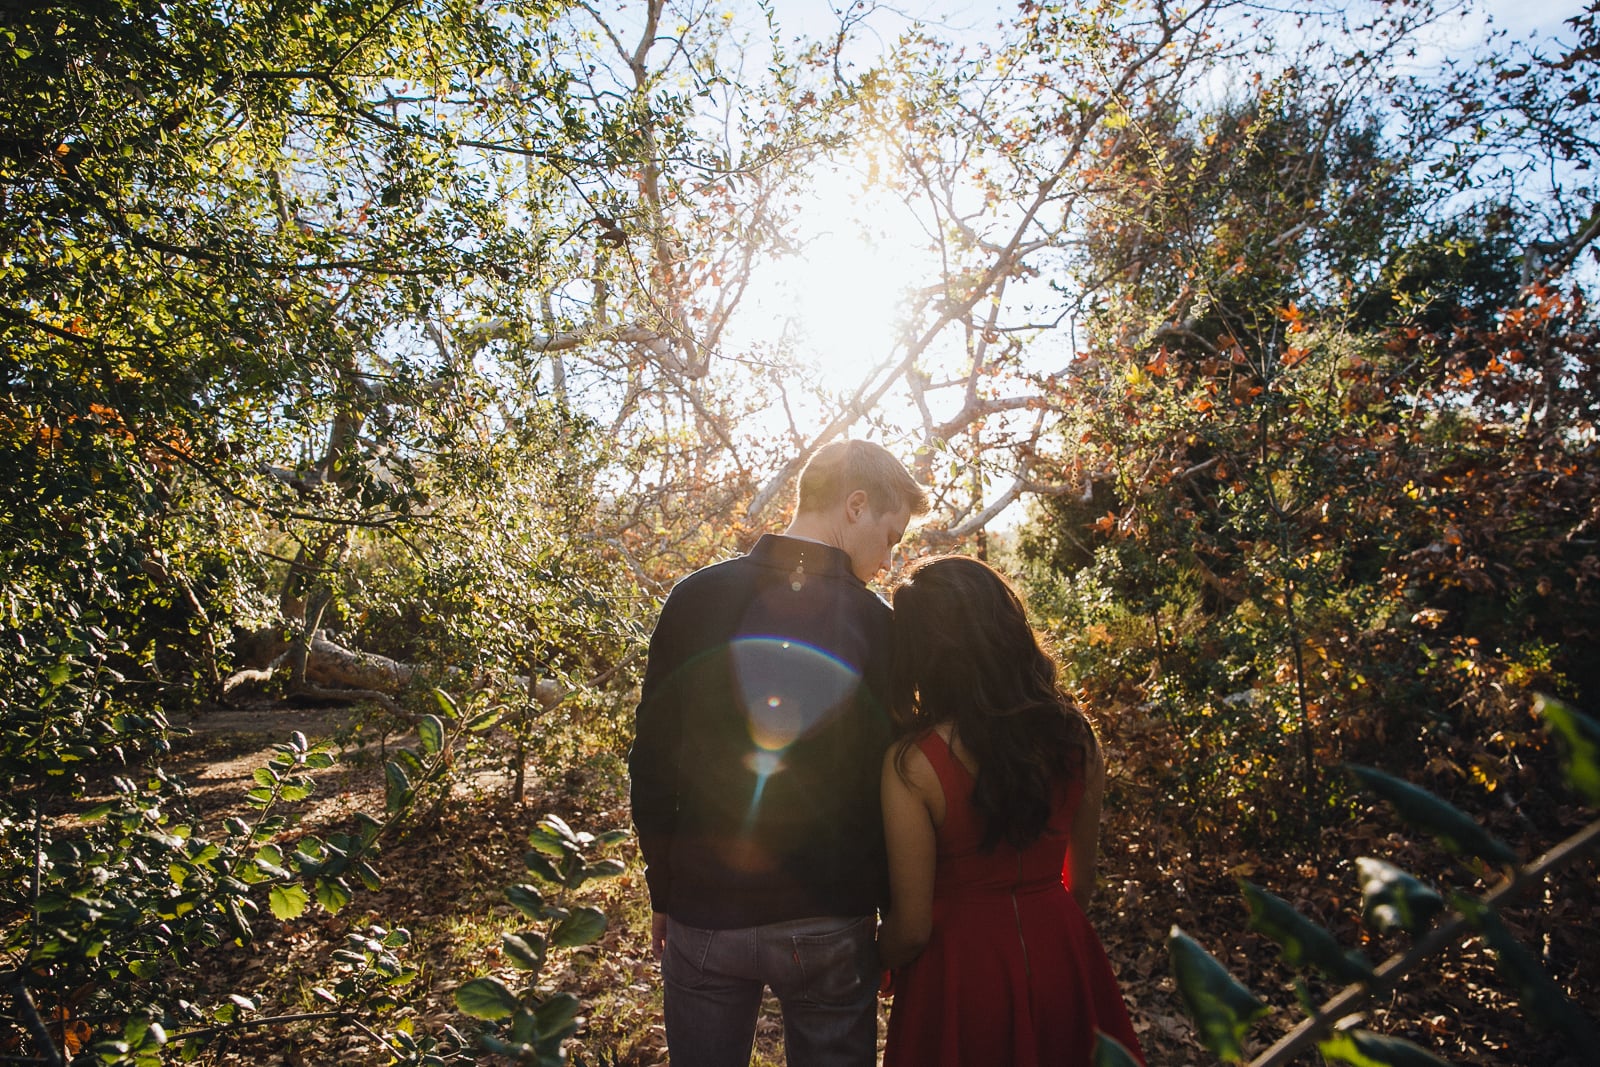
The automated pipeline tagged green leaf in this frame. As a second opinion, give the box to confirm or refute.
[533,992,582,1041]
[252,767,277,788]
[417,714,445,756]
[1318,1028,1455,1066]
[1536,694,1600,805]
[314,878,352,915]
[527,824,570,858]
[1455,895,1599,1047]
[502,931,547,972]
[1169,926,1267,1063]
[384,761,413,815]
[1355,857,1443,935]
[541,814,583,846]
[1345,765,1515,866]
[456,977,519,1020]
[505,883,545,919]
[550,906,607,948]
[268,884,308,921]
[355,860,382,892]
[394,748,425,779]
[578,858,627,883]
[523,851,562,884]
[1240,881,1372,982]
[354,812,383,846]
[431,688,460,720]
[466,709,502,732]
[1091,1030,1144,1067]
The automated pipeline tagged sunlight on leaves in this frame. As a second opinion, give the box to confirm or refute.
[267,884,309,921]
[1455,895,1600,1048]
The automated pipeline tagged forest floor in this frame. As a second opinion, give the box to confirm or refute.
[164,703,1596,1067]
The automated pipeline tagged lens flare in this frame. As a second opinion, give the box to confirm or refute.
[728,635,861,826]
[730,636,861,753]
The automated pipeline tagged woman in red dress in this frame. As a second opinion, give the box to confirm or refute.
[878,556,1145,1066]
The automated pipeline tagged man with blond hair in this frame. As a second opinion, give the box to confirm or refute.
[630,440,929,1067]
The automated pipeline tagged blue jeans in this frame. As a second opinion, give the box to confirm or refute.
[661,914,878,1067]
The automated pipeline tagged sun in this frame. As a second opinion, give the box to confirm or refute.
[754,163,926,393]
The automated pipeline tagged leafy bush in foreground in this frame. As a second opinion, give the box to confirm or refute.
[1168,696,1600,1066]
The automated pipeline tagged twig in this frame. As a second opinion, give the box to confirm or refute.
[0,971,64,1067]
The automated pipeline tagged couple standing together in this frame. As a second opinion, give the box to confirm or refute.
[629,441,1145,1066]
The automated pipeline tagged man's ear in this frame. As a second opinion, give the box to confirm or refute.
[844,488,870,522]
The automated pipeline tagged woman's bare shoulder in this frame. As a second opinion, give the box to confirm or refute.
[884,733,941,789]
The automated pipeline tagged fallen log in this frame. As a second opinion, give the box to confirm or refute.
[222,631,562,709]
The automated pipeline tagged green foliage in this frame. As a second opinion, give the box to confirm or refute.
[1354,858,1443,936]
[1167,711,1600,1063]
[1344,765,1515,867]
[455,813,628,1065]
[458,977,522,1021]
[1317,1029,1455,1067]
[1239,881,1372,983]
[1169,926,1268,1063]
[1017,21,1600,846]
[1536,695,1600,805]
[0,0,663,1057]
[0,673,545,1064]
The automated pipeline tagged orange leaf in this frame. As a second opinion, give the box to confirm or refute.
[64,1020,90,1054]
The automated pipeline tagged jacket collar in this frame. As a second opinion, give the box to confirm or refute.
[747,534,860,583]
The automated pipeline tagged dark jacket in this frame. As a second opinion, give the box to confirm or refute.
[628,534,893,928]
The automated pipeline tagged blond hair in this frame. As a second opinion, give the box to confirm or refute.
[795,440,929,517]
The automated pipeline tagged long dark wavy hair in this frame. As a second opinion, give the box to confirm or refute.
[890,555,1096,850]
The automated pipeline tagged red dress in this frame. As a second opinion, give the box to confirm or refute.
[883,733,1146,1066]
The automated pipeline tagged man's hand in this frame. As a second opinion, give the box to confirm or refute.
[651,911,669,960]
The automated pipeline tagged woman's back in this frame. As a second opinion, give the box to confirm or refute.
[921,728,1085,901]
[882,731,1145,1067]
